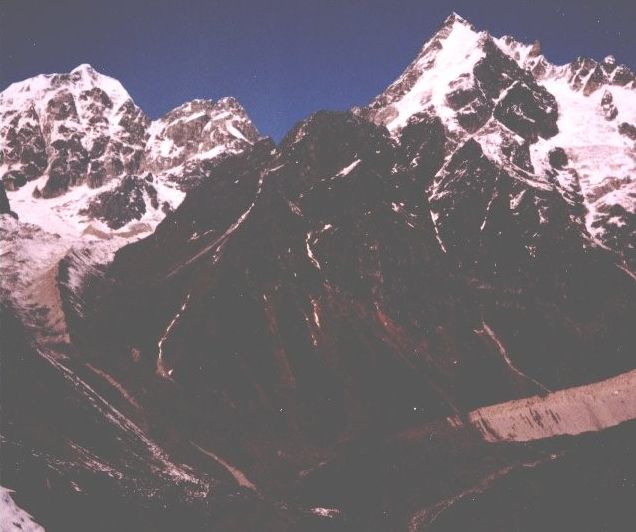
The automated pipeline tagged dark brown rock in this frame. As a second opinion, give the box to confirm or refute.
[493,82,559,141]
[548,147,568,169]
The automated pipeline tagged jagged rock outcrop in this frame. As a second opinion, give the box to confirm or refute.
[600,89,619,120]
[0,183,18,218]
[143,97,261,190]
[0,65,263,235]
[80,174,166,230]
[54,99,636,531]
[365,12,636,270]
[0,64,149,197]
[619,121,636,140]
[2,11,636,532]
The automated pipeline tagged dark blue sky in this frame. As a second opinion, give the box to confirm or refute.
[1,0,634,141]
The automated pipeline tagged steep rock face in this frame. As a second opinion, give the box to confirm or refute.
[366,13,558,143]
[564,55,635,94]
[79,174,165,230]
[0,64,148,197]
[497,36,636,94]
[600,89,619,120]
[364,14,571,273]
[1,65,262,240]
[3,12,636,532]
[530,79,636,270]
[0,104,48,190]
[494,37,636,268]
[64,111,636,514]
[365,12,636,270]
[0,184,17,218]
[66,114,489,468]
[429,132,587,274]
[143,97,262,191]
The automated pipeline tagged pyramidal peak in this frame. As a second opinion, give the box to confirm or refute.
[436,11,481,43]
[368,11,633,139]
[365,11,635,271]
[3,11,636,531]
[367,13,490,131]
[443,11,473,27]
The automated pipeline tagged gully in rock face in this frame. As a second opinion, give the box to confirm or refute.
[1,8,636,532]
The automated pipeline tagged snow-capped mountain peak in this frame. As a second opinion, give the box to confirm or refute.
[71,62,96,74]
[0,63,145,197]
[443,11,474,29]
[364,13,636,269]
[367,12,489,132]
[1,64,263,238]
[0,63,132,117]
[491,28,636,265]
[143,96,262,185]
[3,13,636,531]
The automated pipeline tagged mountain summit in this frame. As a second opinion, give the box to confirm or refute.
[0,64,263,234]
[2,13,636,532]
[363,12,636,268]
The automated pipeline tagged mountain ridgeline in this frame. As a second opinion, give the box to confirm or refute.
[2,12,636,532]
[0,64,262,232]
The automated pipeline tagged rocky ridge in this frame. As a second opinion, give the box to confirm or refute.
[364,12,636,269]
[0,64,262,233]
[2,12,636,532]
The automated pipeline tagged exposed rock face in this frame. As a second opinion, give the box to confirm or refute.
[1,64,263,236]
[80,174,164,230]
[493,81,558,140]
[548,147,568,168]
[143,98,261,190]
[54,104,636,530]
[618,121,636,140]
[366,12,636,270]
[3,12,636,532]
[0,65,149,197]
[367,14,559,143]
[0,105,48,190]
[567,55,636,94]
[0,183,17,218]
[491,36,635,267]
[400,111,446,176]
[500,41,636,95]
[600,89,619,120]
